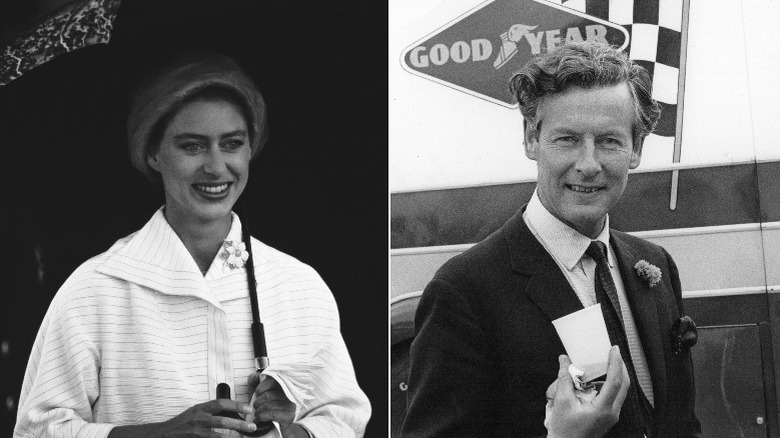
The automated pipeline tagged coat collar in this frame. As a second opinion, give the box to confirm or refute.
[524,190,614,271]
[95,208,246,309]
[503,206,584,322]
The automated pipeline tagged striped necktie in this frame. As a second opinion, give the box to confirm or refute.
[586,241,652,437]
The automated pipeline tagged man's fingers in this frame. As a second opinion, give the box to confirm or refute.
[558,354,572,370]
[556,354,572,383]
[554,354,576,402]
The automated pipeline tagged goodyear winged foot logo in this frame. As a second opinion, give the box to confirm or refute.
[494,24,539,69]
[401,0,629,107]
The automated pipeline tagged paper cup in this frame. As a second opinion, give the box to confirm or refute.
[551,304,612,381]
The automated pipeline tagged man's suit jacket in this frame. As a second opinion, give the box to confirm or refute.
[401,208,700,437]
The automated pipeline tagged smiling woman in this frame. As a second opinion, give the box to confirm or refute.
[12,50,371,438]
[147,92,253,271]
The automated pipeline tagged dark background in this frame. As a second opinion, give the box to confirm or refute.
[0,1,388,436]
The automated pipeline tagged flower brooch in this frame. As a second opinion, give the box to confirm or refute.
[218,240,249,271]
[634,260,662,287]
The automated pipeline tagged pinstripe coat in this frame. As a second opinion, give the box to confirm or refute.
[15,208,370,438]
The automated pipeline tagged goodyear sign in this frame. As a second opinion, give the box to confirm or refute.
[401,0,629,107]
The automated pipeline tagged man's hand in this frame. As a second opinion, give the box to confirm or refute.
[107,399,257,437]
[544,345,630,438]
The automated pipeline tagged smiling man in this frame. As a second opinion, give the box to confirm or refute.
[401,42,700,438]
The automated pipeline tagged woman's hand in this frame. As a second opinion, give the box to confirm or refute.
[107,399,258,437]
[246,373,296,428]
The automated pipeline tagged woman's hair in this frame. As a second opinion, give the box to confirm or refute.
[127,50,267,182]
[145,86,254,158]
[508,41,661,146]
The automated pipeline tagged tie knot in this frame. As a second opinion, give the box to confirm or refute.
[586,241,608,262]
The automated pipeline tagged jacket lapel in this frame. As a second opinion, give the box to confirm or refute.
[504,207,584,321]
[501,207,671,424]
[610,232,667,419]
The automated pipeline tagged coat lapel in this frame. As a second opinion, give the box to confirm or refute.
[96,208,223,309]
[504,208,584,321]
[610,232,668,419]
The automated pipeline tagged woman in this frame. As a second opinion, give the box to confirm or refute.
[14,51,371,438]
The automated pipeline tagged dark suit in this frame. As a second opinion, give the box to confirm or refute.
[401,208,700,437]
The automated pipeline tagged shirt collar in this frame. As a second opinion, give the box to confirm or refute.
[525,190,613,270]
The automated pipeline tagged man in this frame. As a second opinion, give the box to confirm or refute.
[401,42,700,437]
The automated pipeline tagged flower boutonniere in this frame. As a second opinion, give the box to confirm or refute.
[634,260,662,287]
[219,240,249,271]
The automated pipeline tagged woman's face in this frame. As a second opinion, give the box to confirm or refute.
[147,97,251,226]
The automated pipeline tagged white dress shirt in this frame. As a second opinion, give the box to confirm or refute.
[14,208,371,438]
[524,191,654,405]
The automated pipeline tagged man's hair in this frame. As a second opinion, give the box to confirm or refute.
[509,41,661,145]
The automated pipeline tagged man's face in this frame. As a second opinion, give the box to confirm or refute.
[524,83,641,238]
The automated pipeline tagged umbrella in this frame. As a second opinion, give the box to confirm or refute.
[0,1,388,436]
[0,0,121,86]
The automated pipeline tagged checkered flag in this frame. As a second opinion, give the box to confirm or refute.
[554,0,686,141]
